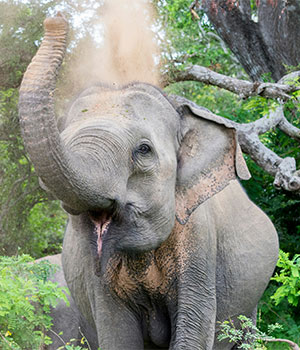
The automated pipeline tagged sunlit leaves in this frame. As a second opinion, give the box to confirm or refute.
[0,255,69,350]
[153,0,242,78]
[271,251,300,307]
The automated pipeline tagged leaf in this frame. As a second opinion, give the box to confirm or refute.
[291,266,299,278]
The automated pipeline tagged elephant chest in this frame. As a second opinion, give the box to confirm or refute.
[102,220,195,345]
[104,248,177,302]
[103,252,175,346]
[104,218,194,300]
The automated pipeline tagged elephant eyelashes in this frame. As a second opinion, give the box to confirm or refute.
[137,143,152,155]
[132,143,152,160]
[131,142,156,172]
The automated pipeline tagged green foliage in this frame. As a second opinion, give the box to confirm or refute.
[271,251,300,307]
[56,334,99,350]
[0,0,69,257]
[0,254,69,350]
[217,315,282,349]
[258,288,300,347]
[0,0,58,89]
[25,201,67,257]
[258,251,300,346]
[153,0,244,78]
[59,346,86,350]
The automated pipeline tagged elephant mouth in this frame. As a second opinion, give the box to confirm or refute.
[89,211,112,256]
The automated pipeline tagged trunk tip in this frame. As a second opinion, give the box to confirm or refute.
[44,13,68,32]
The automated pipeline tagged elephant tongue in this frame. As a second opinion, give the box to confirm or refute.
[90,213,112,255]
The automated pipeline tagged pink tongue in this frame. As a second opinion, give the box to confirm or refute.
[95,219,111,255]
[90,213,111,256]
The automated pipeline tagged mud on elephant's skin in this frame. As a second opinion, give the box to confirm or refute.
[19,15,279,350]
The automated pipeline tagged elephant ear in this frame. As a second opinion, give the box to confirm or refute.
[175,103,251,225]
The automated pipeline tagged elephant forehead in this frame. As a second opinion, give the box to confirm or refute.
[122,89,180,126]
[67,84,179,126]
[68,91,131,122]
[60,118,137,153]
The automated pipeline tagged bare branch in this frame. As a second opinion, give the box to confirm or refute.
[279,71,300,85]
[225,105,300,191]
[265,338,300,350]
[240,105,284,135]
[278,117,300,142]
[237,129,282,176]
[205,31,229,53]
[173,65,300,100]
[190,8,200,20]
[189,0,200,12]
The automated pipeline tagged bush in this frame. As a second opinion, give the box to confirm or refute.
[217,315,282,349]
[271,250,300,307]
[258,250,300,347]
[0,254,69,349]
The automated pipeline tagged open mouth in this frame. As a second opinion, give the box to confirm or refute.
[89,211,112,256]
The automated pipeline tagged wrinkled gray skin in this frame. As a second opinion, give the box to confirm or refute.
[19,16,279,350]
[36,254,98,349]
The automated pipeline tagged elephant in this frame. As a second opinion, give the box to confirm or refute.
[19,15,279,350]
[36,254,98,349]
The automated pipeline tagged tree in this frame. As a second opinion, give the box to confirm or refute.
[198,0,300,81]
[155,0,300,194]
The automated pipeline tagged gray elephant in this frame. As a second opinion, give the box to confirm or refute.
[36,254,98,349]
[19,15,279,350]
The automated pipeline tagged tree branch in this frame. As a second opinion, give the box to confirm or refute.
[172,65,300,100]
[278,117,300,142]
[224,105,300,191]
[265,338,300,350]
[189,0,200,12]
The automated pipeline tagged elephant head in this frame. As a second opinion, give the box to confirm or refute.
[18,15,251,260]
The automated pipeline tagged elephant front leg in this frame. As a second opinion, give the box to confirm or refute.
[170,269,217,350]
[169,230,217,350]
[93,289,144,350]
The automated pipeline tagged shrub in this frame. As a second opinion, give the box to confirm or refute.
[0,254,69,349]
[217,315,295,350]
[271,250,300,307]
[258,251,300,346]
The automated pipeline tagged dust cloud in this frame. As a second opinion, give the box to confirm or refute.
[70,0,160,90]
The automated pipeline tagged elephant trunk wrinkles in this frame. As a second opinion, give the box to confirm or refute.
[18,15,110,212]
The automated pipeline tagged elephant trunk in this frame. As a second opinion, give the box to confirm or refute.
[18,14,112,213]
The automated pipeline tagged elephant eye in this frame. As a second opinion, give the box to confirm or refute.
[137,144,151,155]
[132,142,156,171]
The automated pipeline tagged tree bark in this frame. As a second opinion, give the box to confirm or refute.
[173,65,299,100]
[196,0,300,81]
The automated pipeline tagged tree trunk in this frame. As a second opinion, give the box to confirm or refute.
[200,0,300,81]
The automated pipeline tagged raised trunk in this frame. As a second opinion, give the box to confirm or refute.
[18,15,111,213]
